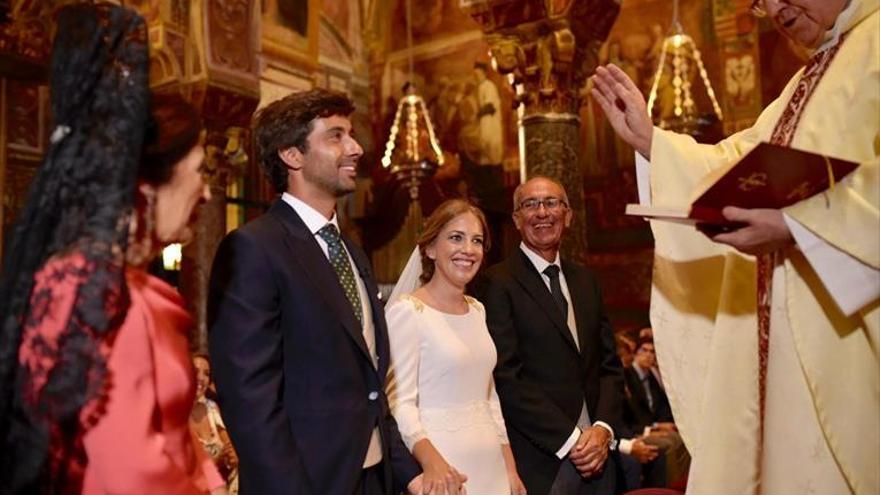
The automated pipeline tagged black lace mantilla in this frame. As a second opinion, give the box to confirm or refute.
[0,3,150,493]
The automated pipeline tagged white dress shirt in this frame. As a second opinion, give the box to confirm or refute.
[281,193,382,467]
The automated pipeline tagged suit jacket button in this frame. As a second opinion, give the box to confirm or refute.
[368,391,379,401]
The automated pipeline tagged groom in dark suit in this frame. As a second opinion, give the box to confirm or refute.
[208,89,422,495]
[479,177,626,495]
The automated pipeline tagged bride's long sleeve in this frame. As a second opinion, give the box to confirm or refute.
[385,298,427,451]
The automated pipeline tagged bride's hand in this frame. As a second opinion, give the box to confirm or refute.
[416,444,467,495]
[508,468,527,495]
[422,458,466,495]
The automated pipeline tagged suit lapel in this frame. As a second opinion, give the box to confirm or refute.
[344,237,388,378]
[510,250,579,353]
[268,201,372,363]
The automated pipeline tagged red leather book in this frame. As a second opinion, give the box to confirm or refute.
[626,142,860,228]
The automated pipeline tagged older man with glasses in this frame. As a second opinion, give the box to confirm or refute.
[592,0,879,494]
[478,176,626,495]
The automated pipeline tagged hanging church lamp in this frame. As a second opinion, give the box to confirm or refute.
[646,0,723,135]
[380,0,444,201]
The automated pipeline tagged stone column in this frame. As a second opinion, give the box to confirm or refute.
[463,0,620,259]
[181,127,248,353]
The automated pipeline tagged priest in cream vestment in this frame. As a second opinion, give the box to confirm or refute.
[591,0,879,493]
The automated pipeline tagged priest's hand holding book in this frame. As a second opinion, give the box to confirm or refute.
[590,63,790,253]
[591,63,859,256]
[711,207,793,255]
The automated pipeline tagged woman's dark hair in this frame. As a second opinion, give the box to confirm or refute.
[140,93,202,185]
[252,88,355,193]
[0,4,149,493]
[416,199,491,285]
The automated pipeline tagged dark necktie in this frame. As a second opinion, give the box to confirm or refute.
[543,265,568,322]
[642,374,655,411]
[317,224,363,326]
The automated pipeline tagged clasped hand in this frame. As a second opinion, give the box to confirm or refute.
[569,426,611,478]
[407,462,468,495]
[630,437,660,464]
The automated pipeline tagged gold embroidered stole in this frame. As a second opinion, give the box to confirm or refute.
[756,37,847,440]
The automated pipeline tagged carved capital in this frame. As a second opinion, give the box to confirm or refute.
[204,125,248,189]
[206,0,259,80]
[463,0,619,115]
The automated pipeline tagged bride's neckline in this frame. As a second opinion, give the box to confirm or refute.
[406,293,472,316]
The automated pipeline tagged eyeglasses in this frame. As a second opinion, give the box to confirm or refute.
[749,0,767,18]
[516,197,568,212]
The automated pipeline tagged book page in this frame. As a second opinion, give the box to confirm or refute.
[625,203,692,220]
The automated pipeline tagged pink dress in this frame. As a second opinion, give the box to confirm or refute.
[18,253,223,494]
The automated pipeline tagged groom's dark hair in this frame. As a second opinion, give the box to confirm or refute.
[252,88,355,193]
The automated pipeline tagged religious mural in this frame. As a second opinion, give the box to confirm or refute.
[578,0,726,329]
[389,0,478,50]
[320,0,360,65]
[379,2,519,218]
[276,0,308,36]
[262,0,319,67]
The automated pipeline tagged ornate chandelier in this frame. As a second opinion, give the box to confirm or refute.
[380,0,444,201]
[647,0,723,134]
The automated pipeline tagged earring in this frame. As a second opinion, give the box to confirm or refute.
[126,189,156,266]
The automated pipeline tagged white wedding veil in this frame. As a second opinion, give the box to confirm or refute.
[387,246,423,306]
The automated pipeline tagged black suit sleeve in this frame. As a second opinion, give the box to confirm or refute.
[207,230,312,493]
[482,272,579,457]
[588,277,627,436]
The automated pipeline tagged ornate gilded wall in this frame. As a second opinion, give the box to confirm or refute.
[0,0,804,335]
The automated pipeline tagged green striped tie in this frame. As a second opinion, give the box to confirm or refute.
[317,224,363,326]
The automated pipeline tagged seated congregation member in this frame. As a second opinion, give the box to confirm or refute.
[386,199,526,495]
[191,355,239,495]
[622,339,673,437]
[635,326,664,389]
[619,338,672,488]
[593,0,879,492]
[0,5,222,493]
[479,177,626,495]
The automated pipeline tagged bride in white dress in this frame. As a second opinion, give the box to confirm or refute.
[386,199,526,495]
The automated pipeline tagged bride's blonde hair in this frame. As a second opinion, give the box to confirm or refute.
[416,199,491,284]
